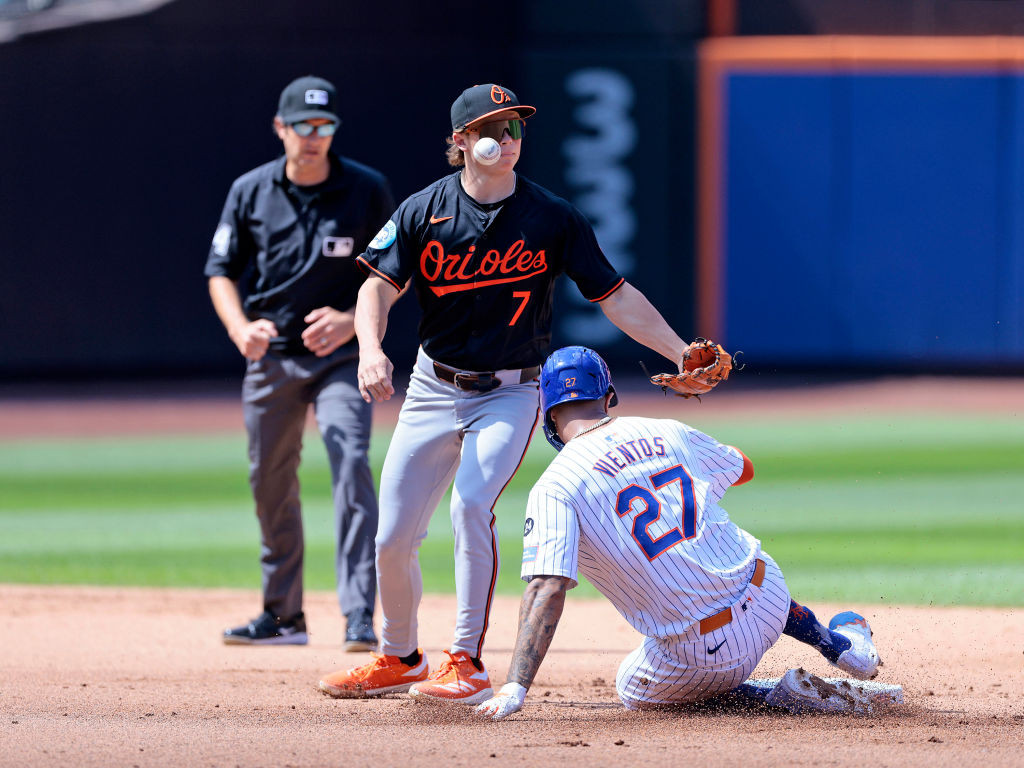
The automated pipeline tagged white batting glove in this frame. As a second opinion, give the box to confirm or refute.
[475,682,528,721]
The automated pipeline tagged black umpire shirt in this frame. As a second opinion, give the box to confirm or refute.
[205,152,394,356]
[357,172,623,371]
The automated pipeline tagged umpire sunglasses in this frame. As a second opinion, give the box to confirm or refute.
[290,121,338,138]
[469,118,524,141]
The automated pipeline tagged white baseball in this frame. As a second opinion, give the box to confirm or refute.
[473,137,501,165]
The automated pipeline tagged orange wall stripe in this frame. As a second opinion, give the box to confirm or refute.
[706,0,737,38]
[702,35,1024,70]
[697,40,726,341]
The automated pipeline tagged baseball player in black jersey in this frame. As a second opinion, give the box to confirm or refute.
[318,83,696,703]
[205,76,394,650]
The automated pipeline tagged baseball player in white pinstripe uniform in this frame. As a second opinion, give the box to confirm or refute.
[476,346,890,720]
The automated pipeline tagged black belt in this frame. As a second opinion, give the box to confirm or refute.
[432,361,540,393]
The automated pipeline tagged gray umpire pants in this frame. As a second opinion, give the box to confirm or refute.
[242,348,377,621]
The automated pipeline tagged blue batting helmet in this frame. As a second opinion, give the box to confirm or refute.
[539,346,618,451]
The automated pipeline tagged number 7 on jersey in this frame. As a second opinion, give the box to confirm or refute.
[509,291,531,326]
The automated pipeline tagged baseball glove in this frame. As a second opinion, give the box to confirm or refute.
[650,338,733,399]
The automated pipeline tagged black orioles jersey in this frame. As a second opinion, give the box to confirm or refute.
[357,172,623,371]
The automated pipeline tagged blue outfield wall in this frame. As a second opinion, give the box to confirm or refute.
[723,71,1024,366]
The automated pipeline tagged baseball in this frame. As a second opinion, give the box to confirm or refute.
[473,137,501,165]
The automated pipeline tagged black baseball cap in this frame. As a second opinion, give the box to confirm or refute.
[277,75,340,123]
[451,84,536,132]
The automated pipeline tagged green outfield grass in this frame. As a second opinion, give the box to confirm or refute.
[0,412,1021,606]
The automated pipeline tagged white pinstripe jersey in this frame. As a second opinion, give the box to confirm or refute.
[521,416,761,639]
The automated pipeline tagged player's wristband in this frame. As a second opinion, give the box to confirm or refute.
[499,682,528,704]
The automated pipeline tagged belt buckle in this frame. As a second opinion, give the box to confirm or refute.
[452,371,475,390]
[454,371,500,392]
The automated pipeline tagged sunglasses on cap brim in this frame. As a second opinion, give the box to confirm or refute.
[290,121,338,137]
[468,118,524,141]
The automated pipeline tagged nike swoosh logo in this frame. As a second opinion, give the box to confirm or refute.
[707,640,726,654]
[429,215,453,224]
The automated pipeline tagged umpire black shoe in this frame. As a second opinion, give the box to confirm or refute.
[223,610,308,646]
[344,608,378,652]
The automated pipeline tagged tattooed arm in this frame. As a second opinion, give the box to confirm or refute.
[508,575,570,686]
[475,575,572,720]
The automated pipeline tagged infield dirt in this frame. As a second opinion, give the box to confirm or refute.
[1,377,1022,767]
[1,585,1022,768]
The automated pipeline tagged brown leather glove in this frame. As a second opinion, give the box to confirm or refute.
[650,339,733,399]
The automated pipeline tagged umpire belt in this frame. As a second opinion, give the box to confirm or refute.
[432,361,540,393]
[698,559,766,635]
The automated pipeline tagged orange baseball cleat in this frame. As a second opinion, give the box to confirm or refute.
[408,650,493,705]
[318,651,429,698]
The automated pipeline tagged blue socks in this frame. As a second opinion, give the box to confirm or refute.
[783,600,851,664]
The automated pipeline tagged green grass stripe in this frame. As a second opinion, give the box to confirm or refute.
[774,563,1024,607]
[0,411,1021,607]
[682,413,1024,452]
[726,475,1024,531]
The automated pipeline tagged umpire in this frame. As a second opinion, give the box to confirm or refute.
[205,75,394,650]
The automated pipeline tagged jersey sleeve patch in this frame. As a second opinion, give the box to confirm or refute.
[522,517,537,563]
[212,223,232,257]
[369,219,397,250]
[520,487,580,587]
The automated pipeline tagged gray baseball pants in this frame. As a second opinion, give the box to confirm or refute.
[375,347,540,659]
[242,349,377,621]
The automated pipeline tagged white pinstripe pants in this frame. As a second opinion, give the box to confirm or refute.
[616,553,791,709]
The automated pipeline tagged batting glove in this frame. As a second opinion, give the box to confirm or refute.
[475,682,527,721]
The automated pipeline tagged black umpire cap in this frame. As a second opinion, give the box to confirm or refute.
[451,84,536,132]
[277,75,340,124]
